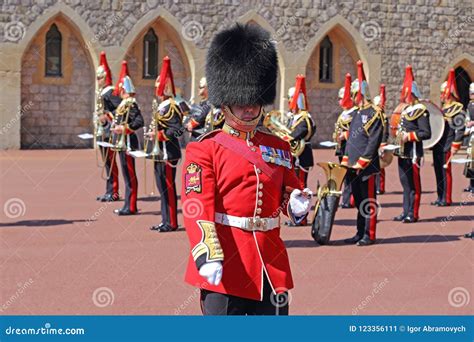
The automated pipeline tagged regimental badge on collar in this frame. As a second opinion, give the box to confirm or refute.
[185,163,202,194]
[259,145,292,169]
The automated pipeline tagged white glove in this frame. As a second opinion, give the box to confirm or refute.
[199,261,223,286]
[289,188,313,217]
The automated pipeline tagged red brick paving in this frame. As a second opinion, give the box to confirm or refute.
[0,148,472,315]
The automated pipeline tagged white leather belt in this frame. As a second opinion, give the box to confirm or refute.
[215,213,280,232]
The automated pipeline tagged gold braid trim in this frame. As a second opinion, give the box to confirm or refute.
[443,101,463,118]
[191,220,224,263]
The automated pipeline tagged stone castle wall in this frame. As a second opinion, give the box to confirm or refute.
[0,0,472,149]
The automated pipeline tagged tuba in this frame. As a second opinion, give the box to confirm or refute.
[263,110,305,157]
[311,162,348,245]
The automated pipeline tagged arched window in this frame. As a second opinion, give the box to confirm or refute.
[143,29,158,79]
[45,24,62,77]
[319,36,333,83]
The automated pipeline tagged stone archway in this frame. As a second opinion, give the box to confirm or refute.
[237,10,288,111]
[304,25,363,143]
[20,14,95,149]
[431,54,474,106]
[120,15,193,127]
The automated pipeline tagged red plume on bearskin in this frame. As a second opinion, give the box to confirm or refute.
[400,65,414,103]
[113,61,130,96]
[289,74,309,111]
[379,84,386,109]
[155,56,176,97]
[341,73,353,109]
[99,51,113,86]
[442,68,460,101]
[356,60,367,104]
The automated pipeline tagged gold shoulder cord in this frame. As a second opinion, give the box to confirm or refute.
[403,105,427,122]
[155,98,182,128]
[363,106,384,134]
[443,101,463,118]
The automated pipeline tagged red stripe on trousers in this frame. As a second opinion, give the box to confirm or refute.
[107,149,119,195]
[445,151,452,204]
[379,168,385,192]
[298,169,306,188]
[368,175,377,240]
[165,163,177,228]
[126,154,137,213]
[412,162,421,220]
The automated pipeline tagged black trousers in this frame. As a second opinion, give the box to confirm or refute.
[398,158,422,219]
[100,146,119,197]
[433,145,452,204]
[200,276,289,315]
[118,151,138,213]
[154,160,178,228]
[347,171,377,240]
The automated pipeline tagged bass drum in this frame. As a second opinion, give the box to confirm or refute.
[421,100,444,149]
[389,103,408,139]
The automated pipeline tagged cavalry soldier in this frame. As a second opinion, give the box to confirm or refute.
[185,77,212,140]
[146,56,183,232]
[182,24,312,315]
[463,82,474,194]
[432,69,466,206]
[95,51,121,202]
[393,66,431,223]
[287,75,316,189]
[342,60,384,246]
[373,84,389,195]
[111,69,144,215]
[335,73,356,208]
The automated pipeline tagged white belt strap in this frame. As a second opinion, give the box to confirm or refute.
[215,213,280,232]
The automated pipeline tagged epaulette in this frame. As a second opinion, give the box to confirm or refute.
[197,129,222,142]
[403,103,427,121]
[443,101,464,118]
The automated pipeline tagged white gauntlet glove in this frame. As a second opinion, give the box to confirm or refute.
[289,188,313,217]
[199,261,223,286]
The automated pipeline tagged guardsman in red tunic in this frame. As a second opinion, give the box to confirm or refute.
[95,52,121,202]
[394,66,431,223]
[342,61,384,246]
[432,69,466,206]
[182,24,312,315]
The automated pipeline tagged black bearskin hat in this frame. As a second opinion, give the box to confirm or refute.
[206,23,278,107]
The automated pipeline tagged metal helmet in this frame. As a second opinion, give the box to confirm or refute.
[121,76,136,94]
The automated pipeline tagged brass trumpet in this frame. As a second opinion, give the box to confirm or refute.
[263,110,305,157]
